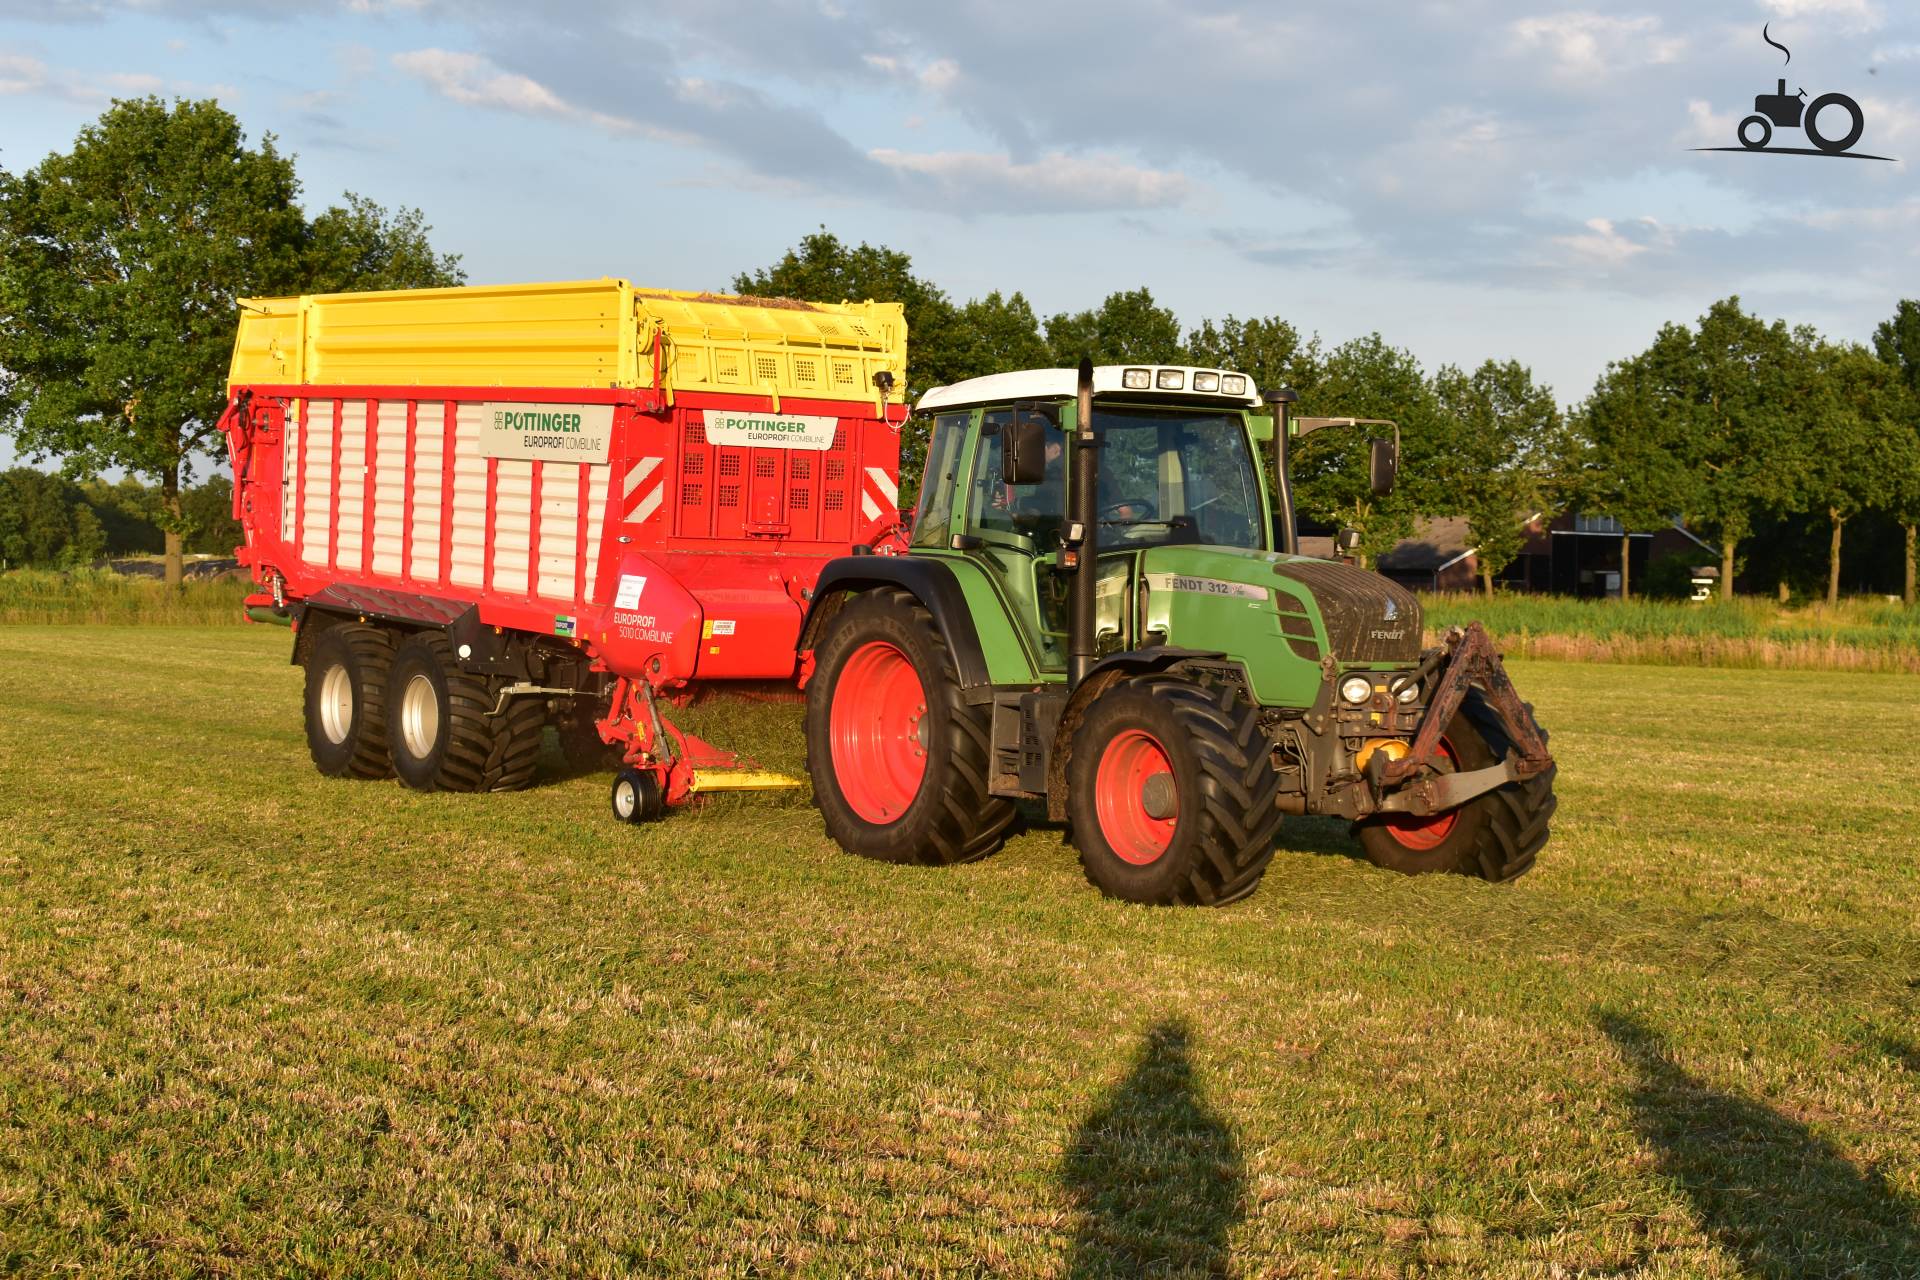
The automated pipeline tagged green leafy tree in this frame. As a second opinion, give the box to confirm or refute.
[1044,288,1183,365]
[1872,299,1920,604]
[181,474,243,556]
[1184,315,1320,392]
[81,476,164,555]
[0,468,82,567]
[1431,360,1563,596]
[0,97,461,586]
[733,228,961,395]
[948,290,1051,381]
[1806,342,1907,604]
[304,192,463,295]
[1685,300,1810,600]
[1286,334,1442,566]
[1576,330,1705,601]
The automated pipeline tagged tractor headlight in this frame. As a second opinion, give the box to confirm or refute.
[1340,675,1373,705]
[1192,371,1220,392]
[1122,368,1151,389]
[1395,677,1420,704]
[1156,369,1185,390]
[1222,374,1247,394]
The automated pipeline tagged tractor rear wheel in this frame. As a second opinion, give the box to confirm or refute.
[386,630,545,793]
[806,588,1016,865]
[1067,676,1283,906]
[1354,689,1554,882]
[304,623,394,779]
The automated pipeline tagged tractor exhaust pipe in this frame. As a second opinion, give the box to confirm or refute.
[1266,386,1299,556]
[1068,357,1099,687]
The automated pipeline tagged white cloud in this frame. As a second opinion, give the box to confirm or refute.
[0,50,210,102]
[1509,12,1685,79]
[392,48,569,116]
[869,147,1191,211]
[1758,0,1881,35]
[1551,215,1674,266]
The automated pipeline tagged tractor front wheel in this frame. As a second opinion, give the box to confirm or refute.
[806,588,1015,865]
[1067,676,1283,906]
[1355,690,1555,882]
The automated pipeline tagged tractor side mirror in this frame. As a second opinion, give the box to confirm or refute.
[1003,410,1050,485]
[1369,438,1398,496]
[1336,527,1363,553]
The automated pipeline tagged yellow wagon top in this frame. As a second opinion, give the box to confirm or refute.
[228,278,906,409]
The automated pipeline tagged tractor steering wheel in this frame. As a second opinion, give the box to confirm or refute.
[1100,498,1155,520]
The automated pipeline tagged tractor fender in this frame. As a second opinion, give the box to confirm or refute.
[1043,648,1232,822]
[798,556,992,691]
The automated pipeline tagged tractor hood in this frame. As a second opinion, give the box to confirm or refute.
[1134,545,1424,674]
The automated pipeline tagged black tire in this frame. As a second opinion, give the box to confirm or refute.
[1067,676,1283,907]
[1354,689,1555,882]
[304,623,394,779]
[557,702,619,774]
[611,767,665,823]
[805,588,1016,865]
[1737,113,1772,150]
[385,630,545,793]
[1804,93,1863,154]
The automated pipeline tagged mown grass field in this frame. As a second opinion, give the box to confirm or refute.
[2,626,1918,1277]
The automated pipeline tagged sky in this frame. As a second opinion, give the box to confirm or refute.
[2,0,1917,473]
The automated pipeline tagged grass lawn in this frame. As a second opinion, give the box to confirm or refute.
[2,625,1917,1277]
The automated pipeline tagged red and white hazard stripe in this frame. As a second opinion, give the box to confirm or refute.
[622,456,664,523]
[860,466,897,523]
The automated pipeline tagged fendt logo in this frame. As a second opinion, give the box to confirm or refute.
[1693,24,1893,162]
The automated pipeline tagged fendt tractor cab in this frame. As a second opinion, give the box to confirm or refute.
[798,361,1556,905]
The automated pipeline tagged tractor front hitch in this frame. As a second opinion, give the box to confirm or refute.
[1379,621,1553,787]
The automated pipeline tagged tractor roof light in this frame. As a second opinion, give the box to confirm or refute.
[1156,369,1185,390]
[1192,371,1220,392]
[1122,368,1152,389]
[1221,374,1247,394]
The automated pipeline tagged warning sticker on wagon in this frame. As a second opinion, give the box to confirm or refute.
[479,402,614,464]
[700,411,838,451]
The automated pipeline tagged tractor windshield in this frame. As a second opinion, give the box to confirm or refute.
[1092,407,1266,551]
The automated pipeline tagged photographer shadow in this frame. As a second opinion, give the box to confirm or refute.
[1598,1010,1920,1277]
[1063,1020,1244,1277]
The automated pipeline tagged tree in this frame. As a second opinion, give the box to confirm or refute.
[948,290,1051,382]
[1185,315,1320,393]
[181,474,243,556]
[1577,329,1705,602]
[0,98,461,586]
[1432,360,1562,596]
[1044,288,1183,365]
[1286,334,1442,566]
[1873,299,1920,605]
[304,192,463,295]
[733,228,963,396]
[1804,343,1905,604]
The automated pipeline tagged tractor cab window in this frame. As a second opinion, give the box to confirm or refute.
[910,411,971,548]
[967,407,1066,547]
[1093,408,1265,551]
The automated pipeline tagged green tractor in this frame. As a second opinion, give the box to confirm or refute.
[798,361,1555,905]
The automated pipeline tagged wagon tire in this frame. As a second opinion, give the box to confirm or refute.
[1354,689,1554,882]
[1067,676,1283,906]
[806,588,1016,866]
[611,767,665,824]
[304,623,395,779]
[386,630,546,793]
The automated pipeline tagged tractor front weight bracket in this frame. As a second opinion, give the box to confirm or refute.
[1379,622,1553,786]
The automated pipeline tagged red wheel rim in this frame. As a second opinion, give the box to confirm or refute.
[1095,729,1178,865]
[1378,736,1462,850]
[829,641,928,824]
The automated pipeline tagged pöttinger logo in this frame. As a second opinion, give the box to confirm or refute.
[1691,23,1893,163]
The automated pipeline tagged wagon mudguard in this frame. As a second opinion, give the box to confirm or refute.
[798,556,992,690]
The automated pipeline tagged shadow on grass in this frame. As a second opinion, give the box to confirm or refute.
[1599,1010,1920,1278]
[1063,1020,1243,1277]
